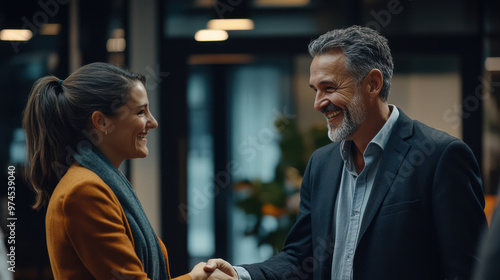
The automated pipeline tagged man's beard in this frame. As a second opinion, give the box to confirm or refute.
[326,90,366,142]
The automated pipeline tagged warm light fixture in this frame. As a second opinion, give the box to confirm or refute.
[188,54,254,65]
[0,29,33,41]
[112,28,125,38]
[207,19,254,30]
[40,24,61,35]
[106,38,126,52]
[485,57,500,72]
[194,0,213,7]
[255,0,310,7]
[194,29,228,42]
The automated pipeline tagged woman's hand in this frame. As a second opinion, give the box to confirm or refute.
[189,262,210,280]
[204,259,238,280]
[189,258,238,280]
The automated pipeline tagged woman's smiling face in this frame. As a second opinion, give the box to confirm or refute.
[103,81,158,167]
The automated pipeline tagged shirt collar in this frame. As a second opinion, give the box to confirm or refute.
[370,104,399,151]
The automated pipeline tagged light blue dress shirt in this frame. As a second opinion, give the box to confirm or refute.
[331,105,398,280]
[235,105,399,280]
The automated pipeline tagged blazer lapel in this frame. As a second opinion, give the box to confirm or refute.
[318,145,343,242]
[318,145,344,279]
[357,110,413,243]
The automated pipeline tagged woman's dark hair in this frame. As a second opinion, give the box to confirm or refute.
[22,62,146,210]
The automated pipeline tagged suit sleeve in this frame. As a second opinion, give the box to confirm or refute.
[432,140,487,280]
[63,182,152,280]
[241,154,315,280]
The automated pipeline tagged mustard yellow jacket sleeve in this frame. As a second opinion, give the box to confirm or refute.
[46,165,191,280]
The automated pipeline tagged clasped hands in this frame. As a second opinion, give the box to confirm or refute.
[188,258,238,280]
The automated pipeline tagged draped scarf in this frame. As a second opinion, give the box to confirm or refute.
[73,144,168,280]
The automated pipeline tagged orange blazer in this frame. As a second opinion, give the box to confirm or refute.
[46,165,191,280]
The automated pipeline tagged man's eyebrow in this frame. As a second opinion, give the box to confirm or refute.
[319,80,339,86]
[310,81,339,88]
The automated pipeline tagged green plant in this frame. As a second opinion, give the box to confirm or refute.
[234,116,329,253]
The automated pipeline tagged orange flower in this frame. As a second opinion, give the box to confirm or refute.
[262,203,286,218]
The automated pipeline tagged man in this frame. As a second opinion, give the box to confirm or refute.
[205,25,487,280]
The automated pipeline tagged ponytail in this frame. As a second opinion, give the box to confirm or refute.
[23,76,73,210]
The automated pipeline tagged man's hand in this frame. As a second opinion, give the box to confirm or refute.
[204,258,238,280]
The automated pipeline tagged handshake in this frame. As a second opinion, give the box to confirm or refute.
[188,258,238,280]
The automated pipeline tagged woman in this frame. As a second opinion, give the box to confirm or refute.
[23,62,209,280]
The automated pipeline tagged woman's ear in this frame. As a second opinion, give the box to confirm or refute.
[91,111,110,134]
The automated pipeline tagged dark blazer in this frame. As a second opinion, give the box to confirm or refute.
[241,110,487,280]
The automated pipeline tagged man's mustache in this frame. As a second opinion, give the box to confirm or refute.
[320,102,343,114]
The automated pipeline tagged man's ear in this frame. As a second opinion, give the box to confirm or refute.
[91,111,110,133]
[365,69,383,98]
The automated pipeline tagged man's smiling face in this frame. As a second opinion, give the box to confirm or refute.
[309,49,366,142]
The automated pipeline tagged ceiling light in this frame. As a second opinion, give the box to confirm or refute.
[112,28,125,38]
[40,24,61,35]
[255,0,310,7]
[195,29,228,42]
[194,0,214,7]
[188,54,254,65]
[106,38,126,52]
[0,29,33,41]
[485,57,500,72]
[207,19,254,30]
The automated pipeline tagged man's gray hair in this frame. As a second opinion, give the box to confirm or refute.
[308,25,394,101]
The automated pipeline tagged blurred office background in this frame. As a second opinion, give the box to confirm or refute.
[1,0,500,279]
